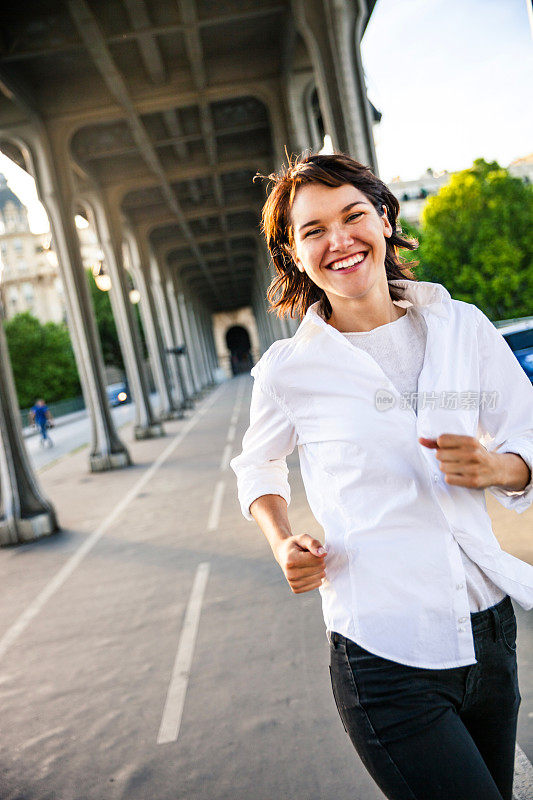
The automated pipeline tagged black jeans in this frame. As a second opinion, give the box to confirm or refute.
[329,595,521,800]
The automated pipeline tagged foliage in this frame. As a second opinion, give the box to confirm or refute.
[3,312,80,409]
[398,217,422,268]
[415,158,533,320]
[87,269,124,370]
[87,269,148,368]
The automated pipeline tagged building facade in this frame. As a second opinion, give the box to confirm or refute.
[0,174,66,323]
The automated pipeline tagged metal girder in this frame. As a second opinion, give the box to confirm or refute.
[0,6,286,63]
[177,0,240,298]
[74,119,268,162]
[123,0,167,85]
[66,0,222,301]
[137,200,260,232]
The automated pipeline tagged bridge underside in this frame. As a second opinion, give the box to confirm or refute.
[0,0,377,541]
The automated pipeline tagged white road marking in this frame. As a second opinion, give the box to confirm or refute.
[156,378,246,744]
[0,385,225,665]
[513,743,533,800]
[226,423,236,443]
[157,562,210,745]
[207,480,226,532]
[219,442,233,471]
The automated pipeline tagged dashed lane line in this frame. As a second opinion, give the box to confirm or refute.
[156,378,245,745]
[220,442,233,471]
[157,562,211,745]
[207,479,226,532]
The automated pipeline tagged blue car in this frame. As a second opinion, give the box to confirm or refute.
[106,382,131,407]
[494,317,533,384]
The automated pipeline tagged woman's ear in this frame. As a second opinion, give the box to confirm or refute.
[381,205,393,239]
[287,244,305,273]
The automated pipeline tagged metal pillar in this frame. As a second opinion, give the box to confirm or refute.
[0,301,58,545]
[292,0,378,169]
[31,131,131,472]
[125,231,183,419]
[91,196,164,440]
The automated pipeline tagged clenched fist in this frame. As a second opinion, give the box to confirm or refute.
[274,533,327,594]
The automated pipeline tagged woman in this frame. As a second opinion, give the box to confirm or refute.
[230,152,533,800]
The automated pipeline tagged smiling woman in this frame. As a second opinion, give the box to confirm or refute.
[257,152,419,324]
[231,152,533,800]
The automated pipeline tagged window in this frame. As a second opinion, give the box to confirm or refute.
[21,282,34,303]
[13,238,23,257]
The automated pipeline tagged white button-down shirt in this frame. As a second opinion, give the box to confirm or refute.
[230,280,533,669]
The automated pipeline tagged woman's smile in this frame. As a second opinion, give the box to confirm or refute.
[325,251,368,272]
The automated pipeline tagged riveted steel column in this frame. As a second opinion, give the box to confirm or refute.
[165,269,199,399]
[125,230,183,419]
[91,195,164,440]
[30,130,131,472]
[0,300,58,545]
[292,0,377,169]
[150,255,192,407]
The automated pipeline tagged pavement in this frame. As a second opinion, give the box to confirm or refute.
[23,394,159,472]
[0,374,532,800]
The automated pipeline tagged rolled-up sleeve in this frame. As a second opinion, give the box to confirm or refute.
[230,374,297,522]
[475,306,533,513]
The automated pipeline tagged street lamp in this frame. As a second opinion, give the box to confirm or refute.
[92,261,112,292]
[129,288,141,304]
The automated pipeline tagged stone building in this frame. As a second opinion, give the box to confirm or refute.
[0,174,66,323]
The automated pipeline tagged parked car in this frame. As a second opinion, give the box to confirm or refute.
[494,316,533,384]
[106,382,131,407]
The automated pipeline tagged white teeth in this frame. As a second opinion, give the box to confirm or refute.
[330,253,366,270]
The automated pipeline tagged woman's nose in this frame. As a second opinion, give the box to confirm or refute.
[328,228,354,250]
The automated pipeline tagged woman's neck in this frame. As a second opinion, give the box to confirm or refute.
[328,301,406,333]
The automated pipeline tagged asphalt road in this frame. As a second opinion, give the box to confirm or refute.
[0,376,531,799]
[24,395,159,472]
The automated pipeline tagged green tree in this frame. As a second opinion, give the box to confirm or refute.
[86,269,148,369]
[4,312,81,408]
[416,158,533,319]
[398,217,422,267]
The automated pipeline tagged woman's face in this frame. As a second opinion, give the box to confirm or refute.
[289,182,393,307]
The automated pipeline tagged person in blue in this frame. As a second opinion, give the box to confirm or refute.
[29,399,54,447]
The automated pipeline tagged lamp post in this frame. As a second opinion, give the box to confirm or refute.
[92,261,112,292]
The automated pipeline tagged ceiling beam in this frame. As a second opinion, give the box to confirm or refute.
[0,6,286,63]
[122,0,167,85]
[66,0,221,300]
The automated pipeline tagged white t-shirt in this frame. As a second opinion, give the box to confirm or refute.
[341,302,506,613]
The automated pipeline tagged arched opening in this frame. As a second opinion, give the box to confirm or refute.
[225,325,252,375]
[0,141,82,425]
[308,86,325,151]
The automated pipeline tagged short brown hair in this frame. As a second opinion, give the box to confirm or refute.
[257,152,419,320]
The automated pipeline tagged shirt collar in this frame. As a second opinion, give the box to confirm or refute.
[299,280,451,333]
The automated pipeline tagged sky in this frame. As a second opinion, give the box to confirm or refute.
[361,0,533,182]
[1,0,532,232]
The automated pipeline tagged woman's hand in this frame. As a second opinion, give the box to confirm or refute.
[273,534,327,594]
[419,433,529,490]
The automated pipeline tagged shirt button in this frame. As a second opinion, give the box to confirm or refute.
[458,616,468,623]
[456,583,464,590]
[433,474,439,482]
[458,626,465,632]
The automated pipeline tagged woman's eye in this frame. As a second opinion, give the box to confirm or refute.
[347,213,363,222]
[304,228,322,238]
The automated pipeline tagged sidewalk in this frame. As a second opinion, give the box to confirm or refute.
[0,375,531,800]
